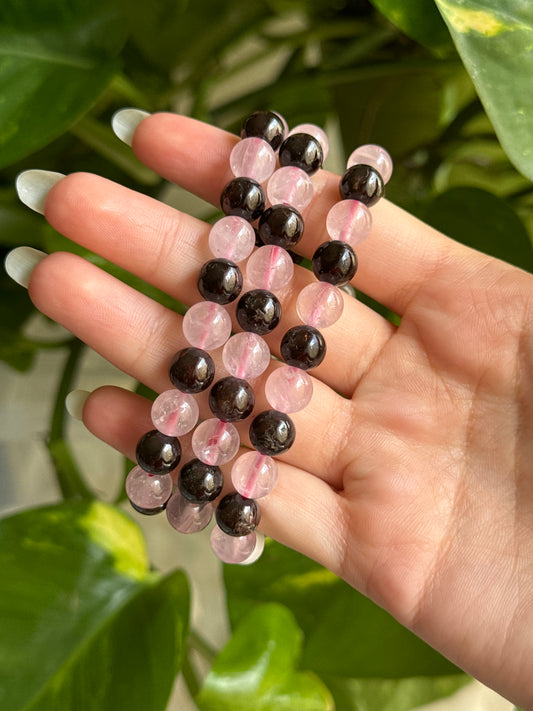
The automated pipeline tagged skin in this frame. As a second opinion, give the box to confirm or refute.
[25,114,533,709]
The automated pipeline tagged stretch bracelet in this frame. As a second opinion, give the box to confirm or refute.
[125,111,392,565]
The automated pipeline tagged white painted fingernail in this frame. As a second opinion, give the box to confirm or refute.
[16,169,65,214]
[4,246,47,288]
[111,108,151,146]
[65,390,91,420]
[239,532,265,565]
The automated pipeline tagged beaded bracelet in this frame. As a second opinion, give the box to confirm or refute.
[125,110,392,565]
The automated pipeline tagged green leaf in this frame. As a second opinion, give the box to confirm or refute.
[370,0,453,52]
[434,0,533,180]
[196,603,334,711]
[0,501,189,711]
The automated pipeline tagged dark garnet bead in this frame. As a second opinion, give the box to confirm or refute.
[169,347,215,393]
[236,289,281,335]
[312,240,358,285]
[220,177,265,221]
[280,325,326,370]
[136,429,181,475]
[339,164,384,206]
[178,458,223,504]
[278,132,323,175]
[197,258,243,304]
[129,500,167,516]
[249,409,296,455]
[241,111,285,150]
[258,205,304,249]
[209,376,255,422]
[216,492,261,536]
[254,227,264,248]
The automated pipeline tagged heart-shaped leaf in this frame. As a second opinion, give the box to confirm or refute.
[370,0,453,52]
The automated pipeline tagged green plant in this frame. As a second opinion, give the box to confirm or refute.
[1,1,532,709]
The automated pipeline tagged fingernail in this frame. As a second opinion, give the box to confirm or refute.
[16,169,65,214]
[65,390,91,420]
[111,108,151,146]
[4,246,47,288]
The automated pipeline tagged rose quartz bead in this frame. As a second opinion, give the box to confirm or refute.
[183,301,232,350]
[210,525,257,564]
[296,281,344,328]
[125,465,173,509]
[151,389,199,437]
[208,216,256,262]
[166,491,213,533]
[265,365,313,413]
[289,123,329,160]
[192,418,240,466]
[223,332,271,379]
[246,244,294,291]
[347,144,393,184]
[239,531,265,565]
[230,136,276,183]
[231,451,278,499]
[326,199,372,246]
[267,166,314,211]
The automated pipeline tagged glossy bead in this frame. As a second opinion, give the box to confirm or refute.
[289,123,329,160]
[215,492,261,536]
[267,166,314,211]
[312,240,358,286]
[209,376,255,422]
[183,301,232,350]
[258,204,304,249]
[192,418,240,466]
[279,133,323,175]
[347,144,393,184]
[265,365,313,413]
[178,458,223,503]
[220,177,265,221]
[236,289,281,335]
[197,258,243,304]
[231,451,278,499]
[230,137,276,182]
[151,389,199,437]
[249,409,296,455]
[126,465,173,513]
[296,281,344,328]
[280,325,326,370]
[210,526,257,563]
[246,245,294,291]
[208,216,256,263]
[339,164,384,206]
[326,199,372,246]
[223,332,271,379]
[166,491,213,533]
[239,531,265,565]
[241,111,286,150]
[168,347,215,393]
[136,429,181,475]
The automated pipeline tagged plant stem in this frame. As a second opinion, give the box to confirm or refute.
[188,629,217,665]
[181,651,201,700]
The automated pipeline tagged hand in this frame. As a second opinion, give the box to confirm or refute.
[19,113,533,709]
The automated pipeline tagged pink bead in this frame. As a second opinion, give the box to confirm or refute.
[238,531,265,565]
[297,281,344,328]
[192,418,240,466]
[326,199,372,246]
[246,245,294,291]
[210,526,257,564]
[208,216,255,262]
[347,144,393,184]
[267,166,314,211]
[231,451,278,499]
[265,365,313,413]
[222,332,271,379]
[183,301,231,350]
[289,123,329,160]
[151,389,199,436]
[125,465,173,509]
[230,137,276,183]
[166,491,213,533]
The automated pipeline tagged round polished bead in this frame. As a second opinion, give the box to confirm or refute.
[241,111,286,150]
[347,144,393,184]
[280,325,326,370]
[289,123,329,160]
[265,365,313,413]
[151,389,199,437]
[312,240,358,286]
[166,491,213,533]
[296,281,344,328]
[326,199,372,246]
[236,289,281,335]
[239,531,265,565]
[183,301,232,350]
[208,216,256,263]
[267,166,314,211]
[249,409,296,455]
[223,332,271,379]
[169,347,215,393]
[339,164,384,206]
[231,451,278,499]
[246,245,294,291]
[258,204,304,249]
[210,526,257,563]
[220,177,265,221]
[197,258,243,304]
[126,465,173,513]
[230,137,276,183]
[192,418,240,466]
[215,492,261,536]
[136,429,181,475]
[178,458,223,503]
[209,376,255,422]
[279,133,323,175]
